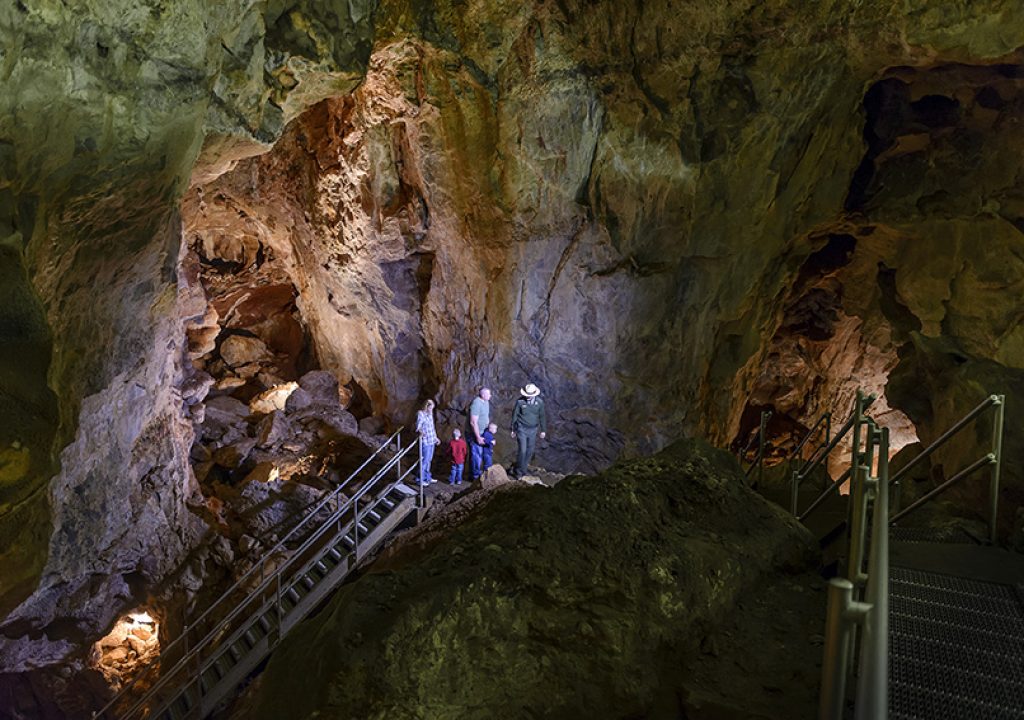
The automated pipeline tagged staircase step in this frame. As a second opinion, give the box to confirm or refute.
[326,546,342,563]
[889,678,1024,720]
[314,560,329,576]
[890,612,1024,656]
[257,614,272,634]
[891,577,1023,618]
[301,574,315,591]
[889,648,1024,706]
[890,632,1024,682]
[892,567,1020,604]
[340,534,356,550]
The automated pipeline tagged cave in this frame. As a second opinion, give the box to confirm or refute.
[1,3,1023,720]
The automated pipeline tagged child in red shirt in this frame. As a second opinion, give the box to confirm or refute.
[448,429,468,485]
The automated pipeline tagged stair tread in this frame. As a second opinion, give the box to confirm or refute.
[889,679,1024,720]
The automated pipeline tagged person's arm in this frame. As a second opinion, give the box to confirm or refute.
[470,402,483,444]
[510,400,521,437]
[539,400,547,438]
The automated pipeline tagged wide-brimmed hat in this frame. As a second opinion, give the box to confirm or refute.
[521,383,540,398]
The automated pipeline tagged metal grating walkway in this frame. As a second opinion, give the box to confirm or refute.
[889,527,980,545]
[889,566,1024,720]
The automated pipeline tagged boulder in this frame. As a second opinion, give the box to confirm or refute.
[479,464,514,490]
[250,382,299,415]
[297,370,343,407]
[244,462,281,484]
[358,416,385,436]
[256,411,293,447]
[220,335,272,369]
[284,387,314,413]
[215,376,247,391]
[204,395,250,424]
[180,371,214,406]
[250,439,816,720]
[212,438,257,469]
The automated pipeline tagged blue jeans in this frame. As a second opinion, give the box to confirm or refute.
[482,446,493,471]
[470,441,485,479]
[449,463,464,484]
[419,439,435,484]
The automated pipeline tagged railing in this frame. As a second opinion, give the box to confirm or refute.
[738,409,772,486]
[819,412,891,720]
[95,429,418,719]
[889,394,1005,544]
[785,409,832,515]
[793,393,877,520]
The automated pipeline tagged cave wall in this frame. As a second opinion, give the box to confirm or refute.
[0,0,1022,700]
[0,0,376,677]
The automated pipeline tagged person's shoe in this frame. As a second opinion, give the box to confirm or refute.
[430,478,437,484]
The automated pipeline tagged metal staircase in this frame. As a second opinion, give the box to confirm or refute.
[770,390,1018,719]
[94,430,423,720]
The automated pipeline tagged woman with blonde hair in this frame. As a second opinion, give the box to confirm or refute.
[415,399,440,485]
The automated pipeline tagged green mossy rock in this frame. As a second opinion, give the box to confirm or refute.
[251,438,815,720]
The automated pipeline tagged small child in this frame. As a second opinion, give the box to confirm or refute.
[481,422,497,471]
[448,429,468,485]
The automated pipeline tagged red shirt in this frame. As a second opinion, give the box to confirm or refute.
[449,438,468,464]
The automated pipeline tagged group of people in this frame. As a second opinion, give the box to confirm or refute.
[414,383,548,486]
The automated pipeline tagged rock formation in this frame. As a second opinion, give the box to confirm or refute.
[0,1,1022,716]
[248,439,817,719]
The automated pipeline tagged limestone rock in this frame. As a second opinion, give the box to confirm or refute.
[212,439,257,469]
[249,382,299,415]
[219,335,272,369]
[479,464,514,490]
[244,462,281,485]
[297,371,343,407]
[250,439,816,719]
[256,411,293,448]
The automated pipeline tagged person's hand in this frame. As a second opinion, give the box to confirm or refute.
[435,439,440,445]
[475,435,484,445]
[510,431,516,438]
[540,432,546,440]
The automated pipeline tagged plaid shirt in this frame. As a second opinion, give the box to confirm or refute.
[416,410,438,444]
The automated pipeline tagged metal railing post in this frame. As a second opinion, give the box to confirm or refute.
[353,497,360,559]
[757,409,769,487]
[819,578,863,720]
[855,427,889,720]
[276,574,283,633]
[418,437,425,508]
[790,469,799,516]
[990,395,1005,545]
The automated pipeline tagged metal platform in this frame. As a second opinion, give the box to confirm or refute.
[889,566,1024,720]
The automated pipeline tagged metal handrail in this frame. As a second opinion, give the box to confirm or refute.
[888,394,1005,544]
[739,409,772,486]
[818,421,890,720]
[786,410,832,467]
[792,393,876,518]
[150,442,421,719]
[94,427,408,719]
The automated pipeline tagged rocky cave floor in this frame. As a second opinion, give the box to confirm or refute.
[215,440,828,720]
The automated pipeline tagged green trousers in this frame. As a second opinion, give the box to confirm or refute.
[515,427,538,477]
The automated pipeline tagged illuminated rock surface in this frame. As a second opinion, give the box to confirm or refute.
[0,0,1021,715]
